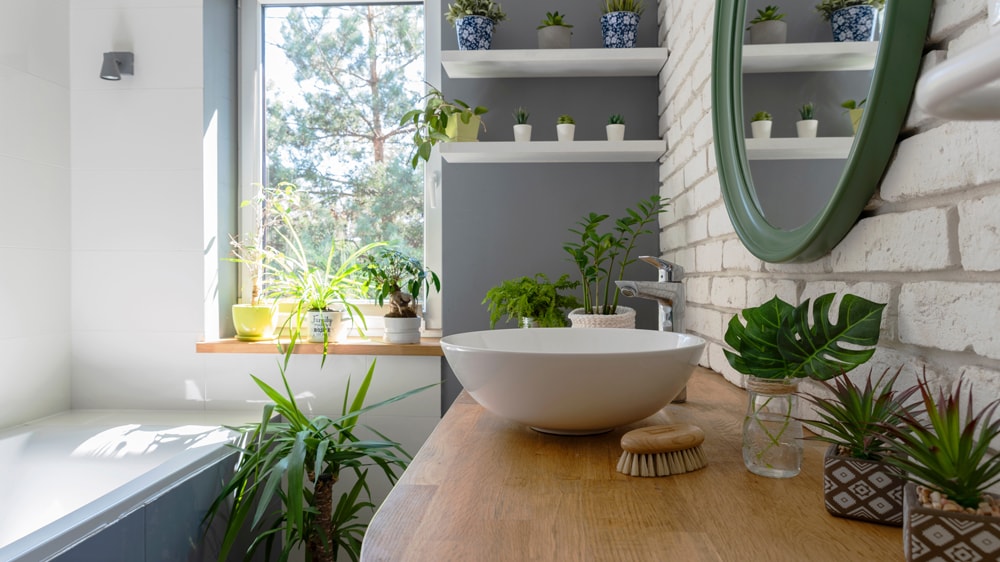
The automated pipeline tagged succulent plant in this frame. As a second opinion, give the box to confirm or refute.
[607,113,625,125]
[512,106,529,125]
[538,10,572,29]
[751,110,772,122]
[557,114,576,125]
[749,5,786,25]
[799,102,815,121]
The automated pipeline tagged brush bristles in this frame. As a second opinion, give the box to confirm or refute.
[616,445,707,477]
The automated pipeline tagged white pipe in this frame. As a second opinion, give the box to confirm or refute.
[914,33,1000,121]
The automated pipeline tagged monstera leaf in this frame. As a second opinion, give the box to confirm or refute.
[724,293,886,381]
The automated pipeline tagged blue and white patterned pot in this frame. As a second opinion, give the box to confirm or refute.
[455,15,495,51]
[830,5,878,42]
[600,11,640,49]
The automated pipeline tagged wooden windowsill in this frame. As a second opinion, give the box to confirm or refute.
[196,337,443,357]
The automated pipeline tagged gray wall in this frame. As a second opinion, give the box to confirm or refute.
[439,0,663,409]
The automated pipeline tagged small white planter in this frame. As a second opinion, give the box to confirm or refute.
[306,310,342,343]
[383,316,422,344]
[513,124,532,142]
[796,119,818,138]
[537,26,571,49]
[750,120,772,139]
[749,20,787,44]
[605,124,626,141]
[556,123,576,142]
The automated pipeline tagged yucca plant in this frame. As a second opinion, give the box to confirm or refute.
[204,333,437,562]
[882,378,1000,510]
[800,367,919,460]
[602,0,645,16]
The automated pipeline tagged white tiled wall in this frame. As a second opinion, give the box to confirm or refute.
[0,0,72,428]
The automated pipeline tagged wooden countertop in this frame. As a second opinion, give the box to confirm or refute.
[362,367,903,562]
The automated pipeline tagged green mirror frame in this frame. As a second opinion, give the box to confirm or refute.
[712,0,932,263]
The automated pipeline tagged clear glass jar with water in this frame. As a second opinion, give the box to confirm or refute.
[742,376,802,478]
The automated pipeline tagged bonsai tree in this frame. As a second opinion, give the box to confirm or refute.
[538,10,572,29]
[563,194,668,316]
[815,0,885,21]
[400,86,488,167]
[747,5,785,29]
[204,333,436,562]
[359,248,441,318]
[445,0,507,25]
[482,273,581,328]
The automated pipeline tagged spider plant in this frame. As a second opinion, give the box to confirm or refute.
[881,377,1000,510]
[800,367,919,460]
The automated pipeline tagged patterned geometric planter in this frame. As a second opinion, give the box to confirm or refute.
[600,11,640,49]
[455,15,495,51]
[904,483,1000,562]
[823,445,905,526]
[830,5,878,42]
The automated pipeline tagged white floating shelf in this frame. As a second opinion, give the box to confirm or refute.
[743,42,878,73]
[441,48,669,79]
[439,140,666,163]
[744,137,854,160]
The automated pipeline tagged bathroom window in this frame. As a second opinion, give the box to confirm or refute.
[239,0,442,331]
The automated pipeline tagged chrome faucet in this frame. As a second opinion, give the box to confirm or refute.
[615,256,685,333]
[616,256,688,403]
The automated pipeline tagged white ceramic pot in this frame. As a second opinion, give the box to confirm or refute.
[796,119,818,138]
[537,26,571,49]
[750,120,772,139]
[513,124,532,142]
[749,20,787,44]
[567,306,636,329]
[556,123,576,142]
[606,123,626,141]
[383,316,422,344]
[306,310,342,343]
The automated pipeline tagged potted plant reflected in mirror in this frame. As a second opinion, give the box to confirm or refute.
[483,273,581,329]
[556,114,576,141]
[537,10,572,49]
[564,195,668,329]
[204,334,435,562]
[512,106,531,142]
[401,87,488,167]
[601,0,644,48]
[842,98,865,134]
[446,0,506,50]
[796,102,818,138]
[747,5,787,44]
[725,293,886,478]
[880,378,1000,562]
[750,110,772,139]
[800,367,918,526]
[606,113,626,141]
[816,0,884,42]
[360,248,441,344]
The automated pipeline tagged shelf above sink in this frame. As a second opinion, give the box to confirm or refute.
[441,48,670,79]
[439,140,666,163]
[743,42,878,73]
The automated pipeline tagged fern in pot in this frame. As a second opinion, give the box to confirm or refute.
[724,293,886,478]
[799,367,919,525]
[482,273,581,328]
[880,378,1000,562]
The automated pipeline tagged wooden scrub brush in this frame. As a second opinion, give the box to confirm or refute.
[616,424,708,477]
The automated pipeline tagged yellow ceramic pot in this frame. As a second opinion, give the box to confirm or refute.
[232,304,275,341]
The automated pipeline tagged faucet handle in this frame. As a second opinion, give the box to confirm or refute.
[639,256,684,282]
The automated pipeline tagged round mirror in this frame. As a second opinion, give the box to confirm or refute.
[712,0,932,262]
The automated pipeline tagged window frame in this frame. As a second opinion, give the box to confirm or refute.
[237,0,443,334]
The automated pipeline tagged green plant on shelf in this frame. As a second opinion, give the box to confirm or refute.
[557,114,576,125]
[798,102,815,121]
[747,5,785,30]
[751,110,772,122]
[512,106,529,125]
[607,113,625,125]
[538,10,572,29]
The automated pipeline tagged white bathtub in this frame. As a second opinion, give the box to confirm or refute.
[0,409,256,562]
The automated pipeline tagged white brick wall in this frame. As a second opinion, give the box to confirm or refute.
[660,0,1000,408]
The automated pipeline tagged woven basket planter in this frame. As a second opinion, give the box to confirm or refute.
[823,445,905,526]
[568,306,636,329]
[903,482,1000,562]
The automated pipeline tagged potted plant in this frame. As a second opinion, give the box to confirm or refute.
[816,0,884,42]
[227,190,277,341]
[512,106,531,142]
[445,0,507,51]
[799,367,919,525]
[606,113,626,141]
[601,0,644,49]
[796,102,818,138]
[204,333,435,562]
[359,247,441,344]
[563,194,668,329]
[724,293,886,478]
[747,5,787,45]
[842,98,865,134]
[881,378,1000,562]
[401,86,488,167]
[750,110,772,139]
[537,10,572,49]
[557,114,576,142]
[482,273,581,328]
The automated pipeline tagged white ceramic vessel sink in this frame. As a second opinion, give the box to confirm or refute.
[440,328,706,435]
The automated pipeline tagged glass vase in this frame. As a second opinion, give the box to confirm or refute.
[742,376,802,478]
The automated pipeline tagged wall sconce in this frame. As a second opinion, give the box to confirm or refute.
[100,52,134,81]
